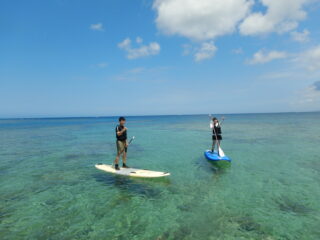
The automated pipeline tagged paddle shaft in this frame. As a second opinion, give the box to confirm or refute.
[119,136,135,155]
[128,136,135,145]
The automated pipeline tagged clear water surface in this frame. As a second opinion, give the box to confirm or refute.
[1,113,319,239]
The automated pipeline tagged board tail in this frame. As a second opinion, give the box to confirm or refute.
[218,146,225,157]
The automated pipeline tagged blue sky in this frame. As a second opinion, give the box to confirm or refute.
[1,0,320,118]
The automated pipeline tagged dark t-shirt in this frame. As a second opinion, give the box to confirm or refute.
[116,125,127,141]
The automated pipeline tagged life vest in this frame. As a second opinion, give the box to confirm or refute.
[213,122,222,135]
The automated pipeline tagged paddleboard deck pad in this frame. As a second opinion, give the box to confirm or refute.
[204,150,231,162]
[95,163,170,178]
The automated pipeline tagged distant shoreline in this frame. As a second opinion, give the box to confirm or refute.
[1,111,319,120]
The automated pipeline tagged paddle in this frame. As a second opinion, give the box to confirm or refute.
[115,136,136,157]
[208,114,225,157]
[128,136,135,145]
[123,136,135,153]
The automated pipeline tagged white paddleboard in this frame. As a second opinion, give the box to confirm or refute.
[95,164,170,178]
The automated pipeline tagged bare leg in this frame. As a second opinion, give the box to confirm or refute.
[114,154,120,165]
[212,140,217,152]
[217,140,221,154]
[114,141,120,165]
[122,151,127,165]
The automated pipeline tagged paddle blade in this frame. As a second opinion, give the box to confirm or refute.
[218,146,225,157]
[128,136,135,145]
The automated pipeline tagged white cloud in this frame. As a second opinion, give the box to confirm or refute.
[232,48,244,54]
[260,71,297,80]
[295,82,320,109]
[290,29,310,42]
[118,38,160,59]
[153,0,253,41]
[313,81,320,91]
[90,23,104,31]
[240,0,311,36]
[304,86,320,102]
[129,67,145,74]
[97,62,108,68]
[182,44,192,56]
[295,45,320,71]
[194,42,217,62]
[90,62,108,69]
[118,38,131,49]
[113,66,170,81]
[181,42,217,61]
[136,37,143,44]
[248,49,288,64]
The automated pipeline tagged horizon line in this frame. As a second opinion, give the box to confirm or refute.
[0,110,319,120]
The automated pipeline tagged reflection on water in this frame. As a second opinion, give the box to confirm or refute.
[92,173,162,198]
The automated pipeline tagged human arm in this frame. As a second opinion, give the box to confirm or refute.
[219,117,225,125]
[116,127,127,136]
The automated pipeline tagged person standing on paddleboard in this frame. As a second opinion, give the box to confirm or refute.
[211,117,224,152]
[114,117,129,170]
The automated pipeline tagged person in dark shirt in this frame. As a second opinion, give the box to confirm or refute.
[210,117,224,152]
[114,116,129,170]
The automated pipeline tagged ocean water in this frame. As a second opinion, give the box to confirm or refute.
[0,113,319,240]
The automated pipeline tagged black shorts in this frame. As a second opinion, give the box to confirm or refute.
[212,135,222,140]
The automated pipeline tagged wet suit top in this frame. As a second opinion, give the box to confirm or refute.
[116,125,127,141]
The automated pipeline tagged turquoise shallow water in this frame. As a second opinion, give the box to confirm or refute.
[1,113,320,240]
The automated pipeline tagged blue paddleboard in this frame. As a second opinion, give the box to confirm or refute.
[204,150,231,162]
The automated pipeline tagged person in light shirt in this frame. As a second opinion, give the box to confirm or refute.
[210,116,224,153]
